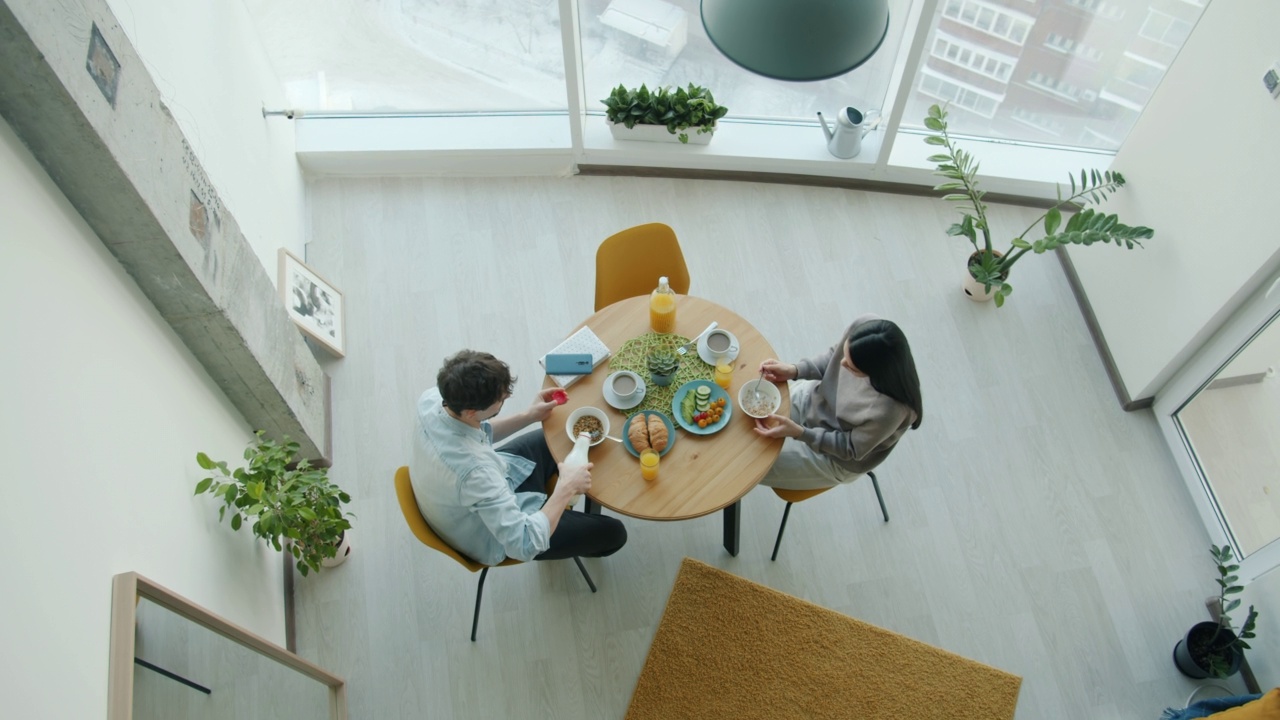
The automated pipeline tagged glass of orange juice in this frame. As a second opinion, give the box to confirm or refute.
[639,449,659,480]
[714,362,733,390]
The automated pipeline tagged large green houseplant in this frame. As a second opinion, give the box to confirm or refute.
[602,83,728,143]
[195,431,354,576]
[923,103,1155,307]
[1173,544,1259,679]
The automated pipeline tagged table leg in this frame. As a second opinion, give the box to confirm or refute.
[585,497,600,515]
[723,501,740,556]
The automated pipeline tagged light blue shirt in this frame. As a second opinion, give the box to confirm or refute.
[410,388,551,565]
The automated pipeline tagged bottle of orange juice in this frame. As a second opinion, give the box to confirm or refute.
[650,276,677,333]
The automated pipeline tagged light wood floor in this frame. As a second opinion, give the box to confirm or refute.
[296,175,1240,719]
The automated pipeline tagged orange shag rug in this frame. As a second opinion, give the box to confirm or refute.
[626,558,1021,719]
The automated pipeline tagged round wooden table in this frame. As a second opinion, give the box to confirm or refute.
[542,295,789,555]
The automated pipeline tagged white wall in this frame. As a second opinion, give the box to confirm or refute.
[1069,0,1280,400]
[102,0,306,274]
[0,117,284,718]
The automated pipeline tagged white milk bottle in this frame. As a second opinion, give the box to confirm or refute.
[561,432,592,510]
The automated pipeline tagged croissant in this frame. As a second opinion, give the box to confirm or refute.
[628,413,651,452]
[647,415,668,452]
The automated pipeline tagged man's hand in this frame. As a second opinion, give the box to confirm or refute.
[759,358,798,383]
[554,461,592,497]
[527,387,561,423]
[754,413,803,440]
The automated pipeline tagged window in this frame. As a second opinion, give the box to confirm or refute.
[244,0,568,112]
[932,32,1016,82]
[1066,0,1125,20]
[1010,107,1064,136]
[918,69,1002,118]
[1027,71,1082,101]
[579,0,913,122]
[241,0,1210,155]
[942,0,1034,45]
[1044,32,1104,62]
[904,0,1206,149]
[1139,9,1194,47]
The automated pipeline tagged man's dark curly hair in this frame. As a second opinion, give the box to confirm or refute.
[437,350,515,414]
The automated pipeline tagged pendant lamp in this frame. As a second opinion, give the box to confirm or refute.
[701,0,891,82]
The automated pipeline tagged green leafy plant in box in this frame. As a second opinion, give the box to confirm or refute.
[602,83,728,143]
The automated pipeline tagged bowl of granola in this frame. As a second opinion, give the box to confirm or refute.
[566,406,610,447]
[738,379,782,419]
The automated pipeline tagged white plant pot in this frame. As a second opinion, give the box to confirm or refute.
[962,272,996,302]
[607,120,714,145]
[321,529,352,568]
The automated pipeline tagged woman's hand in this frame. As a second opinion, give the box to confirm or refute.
[759,359,798,383]
[754,413,804,440]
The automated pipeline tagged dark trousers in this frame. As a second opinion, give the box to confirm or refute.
[498,430,627,561]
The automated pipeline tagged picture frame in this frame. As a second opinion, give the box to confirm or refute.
[278,248,345,358]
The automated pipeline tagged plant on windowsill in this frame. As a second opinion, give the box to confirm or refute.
[922,103,1155,307]
[1173,544,1259,679]
[195,431,354,577]
[602,83,728,144]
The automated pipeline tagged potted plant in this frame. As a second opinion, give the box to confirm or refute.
[647,350,680,386]
[195,431,354,576]
[602,83,728,145]
[1173,544,1259,679]
[922,103,1155,307]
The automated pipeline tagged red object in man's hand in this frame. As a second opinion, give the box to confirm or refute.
[551,389,568,405]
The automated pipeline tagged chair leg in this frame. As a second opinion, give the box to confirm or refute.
[572,556,598,593]
[869,471,889,522]
[771,502,795,562]
[471,567,489,642]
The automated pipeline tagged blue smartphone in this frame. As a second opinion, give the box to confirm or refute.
[546,353,594,375]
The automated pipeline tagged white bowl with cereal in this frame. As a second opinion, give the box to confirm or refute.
[565,406,610,447]
[738,379,782,419]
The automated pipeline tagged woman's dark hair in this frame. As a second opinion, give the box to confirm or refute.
[437,350,515,414]
[846,320,923,429]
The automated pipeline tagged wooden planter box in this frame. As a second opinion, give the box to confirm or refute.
[607,120,714,145]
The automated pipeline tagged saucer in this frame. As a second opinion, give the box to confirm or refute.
[602,371,646,410]
[698,330,740,366]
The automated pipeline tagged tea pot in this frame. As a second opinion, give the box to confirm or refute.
[817,107,881,159]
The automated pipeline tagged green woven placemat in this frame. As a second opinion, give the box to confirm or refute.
[610,332,714,415]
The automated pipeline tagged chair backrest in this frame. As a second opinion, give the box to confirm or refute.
[394,466,485,572]
[594,223,691,311]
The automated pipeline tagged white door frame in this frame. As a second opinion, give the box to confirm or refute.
[1154,270,1280,583]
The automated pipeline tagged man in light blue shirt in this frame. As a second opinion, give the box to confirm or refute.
[411,350,627,566]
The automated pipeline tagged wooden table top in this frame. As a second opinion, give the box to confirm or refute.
[542,295,789,521]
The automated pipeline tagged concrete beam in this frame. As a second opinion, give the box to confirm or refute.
[0,0,330,459]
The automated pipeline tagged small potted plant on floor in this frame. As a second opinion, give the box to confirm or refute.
[196,431,354,576]
[602,83,728,144]
[648,350,680,386]
[922,103,1155,307]
[1173,544,1259,679]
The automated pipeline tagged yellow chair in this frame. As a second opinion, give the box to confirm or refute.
[394,466,597,641]
[594,223,691,311]
[770,472,888,561]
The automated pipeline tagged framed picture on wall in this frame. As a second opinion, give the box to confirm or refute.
[278,248,345,358]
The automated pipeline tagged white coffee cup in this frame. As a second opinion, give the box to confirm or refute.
[610,371,641,401]
[705,329,738,361]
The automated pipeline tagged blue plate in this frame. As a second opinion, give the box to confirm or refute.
[671,380,732,435]
[622,410,677,457]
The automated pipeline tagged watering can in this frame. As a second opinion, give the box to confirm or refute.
[817,107,881,159]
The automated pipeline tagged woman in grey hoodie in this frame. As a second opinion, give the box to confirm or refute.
[754,315,923,490]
